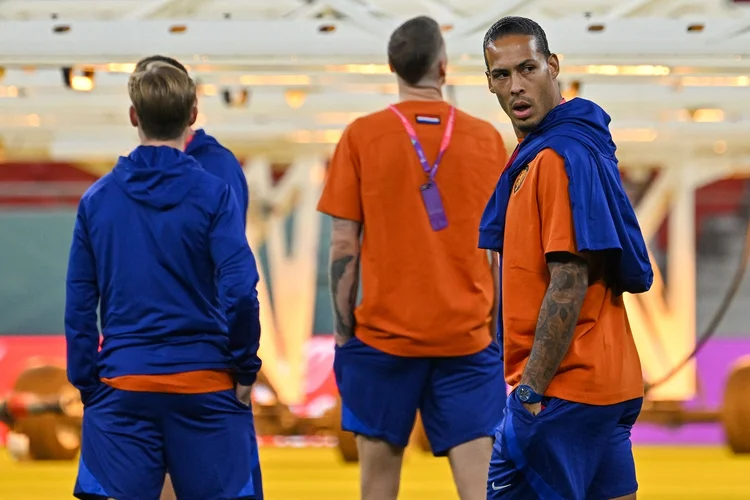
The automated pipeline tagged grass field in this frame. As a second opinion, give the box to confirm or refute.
[1,446,748,499]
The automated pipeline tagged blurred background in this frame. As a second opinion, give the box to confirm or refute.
[0,0,750,498]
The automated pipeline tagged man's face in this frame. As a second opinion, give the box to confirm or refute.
[484,34,560,138]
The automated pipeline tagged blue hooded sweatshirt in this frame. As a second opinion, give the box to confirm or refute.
[479,98,653,296]
[186,129,249,222]
[65,146,261,398]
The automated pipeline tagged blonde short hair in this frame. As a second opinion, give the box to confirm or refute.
[128,61,196,141]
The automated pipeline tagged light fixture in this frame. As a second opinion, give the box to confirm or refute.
[239,75,310,86]
[582,65,670,76]
[284,89,307,109]
[106,63,136,74]
[221,88,250,108]
[691,108,725,123]
[0,86,19,98]
[681,76,750,87]
[324,64,390,75]
[71,76,94,92]
[197,83,217,96]
[62,67,95,92]
[611,129,658,143]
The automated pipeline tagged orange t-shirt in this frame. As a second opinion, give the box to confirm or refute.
[502,147,643,405]
[317,100,508,357]
[102,370,234,394]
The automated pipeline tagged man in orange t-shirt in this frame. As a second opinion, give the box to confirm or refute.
[317,16,508,500]
[480,17,652,500]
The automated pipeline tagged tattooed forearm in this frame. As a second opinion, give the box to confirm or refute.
[520,253,589,395]
[331,255,357,338]
[329,218,362,343]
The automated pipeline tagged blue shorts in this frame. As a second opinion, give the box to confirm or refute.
[487,390,643,500]
[334,336,506,456]
[74,384,263,500]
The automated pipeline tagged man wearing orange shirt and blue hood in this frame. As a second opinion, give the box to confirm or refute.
[479,17,653,500]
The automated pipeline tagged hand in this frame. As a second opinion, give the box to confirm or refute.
[59,387,83,418]
[236,384,252,407]
[522,402,542,416]
[643,380,653,396]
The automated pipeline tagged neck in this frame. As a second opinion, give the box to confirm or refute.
[139,129,190,151]
[140,138,187,151]
[398,79,443,103]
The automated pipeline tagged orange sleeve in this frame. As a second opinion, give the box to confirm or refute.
[536,149,578,255]
[316,125,363,222]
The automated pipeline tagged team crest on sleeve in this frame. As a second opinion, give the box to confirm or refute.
[513,165,530,194]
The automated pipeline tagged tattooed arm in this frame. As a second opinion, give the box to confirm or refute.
[329,217,362,346]
[519,251,589,413]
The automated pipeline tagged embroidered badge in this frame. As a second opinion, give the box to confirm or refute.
[513,165,530,193]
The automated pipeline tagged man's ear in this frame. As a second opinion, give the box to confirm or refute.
[548,53,560,80]
[188,105,198,127]
[129,106,138,128]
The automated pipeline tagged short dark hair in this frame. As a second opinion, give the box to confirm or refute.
[483,17,551,70]
[387,16,444,85]
[135,55,188,74]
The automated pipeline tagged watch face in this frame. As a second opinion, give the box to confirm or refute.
[517,386,531,402]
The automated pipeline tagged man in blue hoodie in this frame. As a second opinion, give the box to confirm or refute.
[133,56,257,500]
[65,61,262,499]
[134,55,249,223]
[480,17,652,500]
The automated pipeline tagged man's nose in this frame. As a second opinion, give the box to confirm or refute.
[510,73,525,96]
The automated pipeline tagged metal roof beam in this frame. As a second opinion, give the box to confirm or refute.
[322,0,395,36]
[0,19,749,63]
[415,0,462,24]
[122,0,187,20]
[600,0,660,21]
[446,0,540,41]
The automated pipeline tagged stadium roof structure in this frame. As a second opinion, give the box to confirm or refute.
[0,0,748,172]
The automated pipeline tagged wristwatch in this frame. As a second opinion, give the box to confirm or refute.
[516,385,544,404]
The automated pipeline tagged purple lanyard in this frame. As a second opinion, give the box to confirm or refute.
[389,105,456,231]
[389,105,456,182]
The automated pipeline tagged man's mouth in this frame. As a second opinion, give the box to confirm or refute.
[511,101,533,120]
